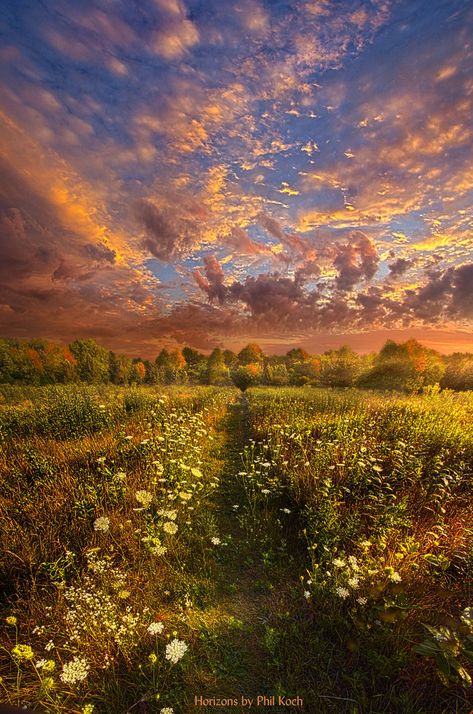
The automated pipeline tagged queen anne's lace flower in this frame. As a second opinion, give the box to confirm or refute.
[165,638,188,664]
[60,656,90,684]
[135,490,153,507]
[93,516,110,532]
[147,621,164,635]
[336,586,349,599]
[163,521,178,535]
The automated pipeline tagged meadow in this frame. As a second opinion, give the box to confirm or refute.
[0,384,472,713]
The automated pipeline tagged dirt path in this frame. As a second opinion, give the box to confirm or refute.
[182,396,307,714]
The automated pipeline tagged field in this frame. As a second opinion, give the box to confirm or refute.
[0,384,472,714]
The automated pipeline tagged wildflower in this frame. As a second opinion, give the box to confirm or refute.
[304,591,311,599]
[280,508,291,514]
[232,504,239,509]
[161,708,174,714]
[211,537,221,545]
[163,521,178,535]
[60,656,90,684]
[333,558,346,568]
[5,616,17,626]
[357,597,368,606]
[261,489,270,495]
[149,653,158,664]
[360,540,372,548]
[148,622,164,635]
[118,590,131,599]
[97,457,106,464]
[12,644,34,661]
[83,705,95,714]
[389,572,402,583]
[151,545,168,556]
[116,471,127,481]
[179,492,192,501]
[348,556,359,570]
[45,640,55,652]
[347,577,360,589]
[136,490,153,507]
[158,509,177,520]
[41,676,55,691]
[93,516,110,533]
[165,638,188,664]
[336,587,349,599]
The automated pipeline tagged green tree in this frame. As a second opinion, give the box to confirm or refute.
[206,348,230,385]
[109,351,132,384]
[320,346,362,387]
[69,339,109,383]
[182,347,207,382]
[288,358,320,386]
[265,362,289,386]
[441,353,473,391]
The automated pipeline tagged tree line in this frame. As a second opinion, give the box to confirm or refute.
[0,336,472,392]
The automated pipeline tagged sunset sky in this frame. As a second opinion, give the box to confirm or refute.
[1,0,472,357]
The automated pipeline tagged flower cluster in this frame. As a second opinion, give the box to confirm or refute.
[165,638,188,664]
[60,656,90,684]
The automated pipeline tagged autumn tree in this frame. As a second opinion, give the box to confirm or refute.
[359,339,445,392]
[231,363,262,391]
[238,343,265,365]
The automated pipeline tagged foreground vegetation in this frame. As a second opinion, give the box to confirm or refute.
[0,384,472,713]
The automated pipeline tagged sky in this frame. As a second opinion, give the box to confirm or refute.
[0,0,472,357]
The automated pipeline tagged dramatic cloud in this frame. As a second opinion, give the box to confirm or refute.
[333,231,379,291]
[0,0,472,355]
[135,199,198,261]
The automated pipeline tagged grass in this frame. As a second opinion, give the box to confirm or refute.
[0,384,472,713]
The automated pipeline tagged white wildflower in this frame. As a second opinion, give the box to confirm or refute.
[60,656,90,684]
[389,572,402,583]
[163,521,178,535]
[135,490,153,508]
[165,638,188,664]
[304,590,311,599]
[93,516,110,533]
[348,577,360,589]
[147,622,164,635]
[348,556,359,570]
[160,708,174,714]
[357,597,368,606]
[336,586,349,599]
[333,558,346,568]
[211,537,221,545]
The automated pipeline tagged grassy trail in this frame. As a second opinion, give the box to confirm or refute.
[182,396,307,714]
